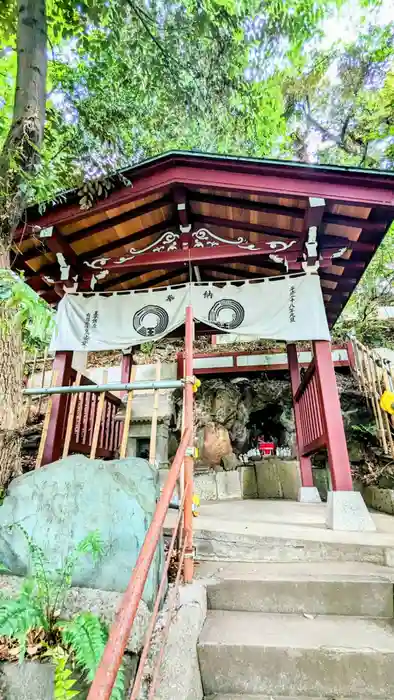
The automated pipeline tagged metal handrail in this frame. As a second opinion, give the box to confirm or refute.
[86,428,192,699]
[23,378,186,396]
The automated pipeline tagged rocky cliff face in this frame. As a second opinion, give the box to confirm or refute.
[173,371,381,475]
[180,376,295,470]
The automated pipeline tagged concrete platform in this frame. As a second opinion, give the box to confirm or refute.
[205,697,381,700]
[198,610,394,697]
[206,696,385,700]
[197,561,394,617]
[166,499,394,564]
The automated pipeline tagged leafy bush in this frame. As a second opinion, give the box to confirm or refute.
[0,526,124,699]
[0,270,53,352]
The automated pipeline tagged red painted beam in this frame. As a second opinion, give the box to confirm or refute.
[44,227,82,276]
[322,212,388,232]
[321,234,375,252]
[191,191,305,219]
[194,215,300,240]
[67,193,172,244]
[319,272,357,285]
[201,263,280,279]
[320,259,366,270]
[193,191,389,231]
[18,162,394,233]
[14,192,173,244]
[82,240,303,274]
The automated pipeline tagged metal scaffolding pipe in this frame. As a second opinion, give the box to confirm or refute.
[23,379,185,397]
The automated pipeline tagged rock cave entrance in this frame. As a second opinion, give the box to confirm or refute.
[247,404,290,448]
[180,375,296,471]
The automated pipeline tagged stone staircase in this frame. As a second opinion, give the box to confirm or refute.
[197,560,394,699]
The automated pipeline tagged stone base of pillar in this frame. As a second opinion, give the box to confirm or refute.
[326,491,376,531]
[298,486,321,503]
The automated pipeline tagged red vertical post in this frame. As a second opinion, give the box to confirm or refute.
[42,351,73,465]
[183,306,194,583]
[287,344,314,487]
[313,340,353,491]
[176,352,184,380]
[120,352,133,398]
[346,339,356,370]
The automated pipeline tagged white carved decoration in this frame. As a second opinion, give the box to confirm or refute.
[43,275,55,285]
[269,254,288,271]
[192,228,297,252]
[84,231,180,269]
[331,247,348,259]
[83,228,299,271]
[302,260,320,273]
[56,252,71,281]
[304,225,318,260]
[90,270,109,290]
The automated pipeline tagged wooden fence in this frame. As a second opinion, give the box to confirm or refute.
[349,337,394,458]
[27,353,165,468]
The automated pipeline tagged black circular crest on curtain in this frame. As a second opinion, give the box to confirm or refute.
[208,299,245,330]
[133,305,169,337]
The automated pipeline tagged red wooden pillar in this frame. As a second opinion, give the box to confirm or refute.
[183,306,195,583]
[120,352,133,397]
[287,344,314,487]
[313,340,353,491]
[42,351,73,466]
[176,352,184,380]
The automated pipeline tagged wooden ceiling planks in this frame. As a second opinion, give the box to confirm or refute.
[13,151,394,326]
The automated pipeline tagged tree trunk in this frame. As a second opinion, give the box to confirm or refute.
[0,0,47,255]
[0,0,47,486]
[0,305,24,488]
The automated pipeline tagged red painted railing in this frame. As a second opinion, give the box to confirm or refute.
[290,340,353,492]
[71,373,122,458]
[294,358,326,455]
[87,306,195,700]
[177,344,350,378]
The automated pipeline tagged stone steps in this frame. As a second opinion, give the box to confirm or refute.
[205,696,385,700]
[205,696,382,700]
[198,561,394,617]
[198,610,394,697]
[198,560,394,699]
[194,526,388,564]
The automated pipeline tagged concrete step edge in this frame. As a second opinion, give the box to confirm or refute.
[198,610,394,651]
[205,696,388,700]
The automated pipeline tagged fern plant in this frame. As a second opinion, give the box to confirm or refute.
[44,647,79,700]
[61,613,124,700]
[0,527,124,699]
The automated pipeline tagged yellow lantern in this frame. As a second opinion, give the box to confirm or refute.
[380,391,394,415]
[192,494,200,517]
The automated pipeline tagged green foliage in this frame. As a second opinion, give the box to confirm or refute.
[350,422,377,440]
[0,0,349,206]
[140,341,155,356]
[0,528,113,696]
[0,270,53,351]
[333,224,394,347]
[45,647,79,700]
[0,526,104,646]
[0,583,48,661]
[284,15,394,167]
[61,613,124,700]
